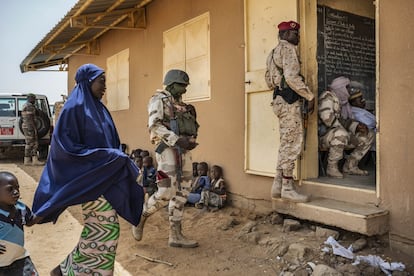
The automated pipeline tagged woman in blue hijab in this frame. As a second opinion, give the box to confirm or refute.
[32,64,144,275]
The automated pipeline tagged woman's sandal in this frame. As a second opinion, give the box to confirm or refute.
[50,265,63,276]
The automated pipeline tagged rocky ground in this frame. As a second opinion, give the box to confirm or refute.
[1,149,413,275]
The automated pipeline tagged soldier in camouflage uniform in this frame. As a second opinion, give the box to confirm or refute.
[318,76,375,178]
[132,69,199,248]
[21,94,44,166]
[53,94,67,124]
[265,21,314,202]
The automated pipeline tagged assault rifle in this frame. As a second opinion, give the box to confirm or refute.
[302,99,309,151]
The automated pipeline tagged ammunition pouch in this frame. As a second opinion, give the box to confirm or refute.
[155,141,169,154]
[163,105,199,137]
[175,108,199,137]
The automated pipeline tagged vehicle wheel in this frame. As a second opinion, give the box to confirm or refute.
[38,145,49,160]
[19,110,51,138]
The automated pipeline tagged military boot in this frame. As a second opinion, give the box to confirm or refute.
[343,157,368,176]
[131,215,147,241]
[271,169,282,198]
[326,160,343,178]
[168,221,198,248]
[32,156,45,166]
[24,157,32,166]
[281,176,309,203]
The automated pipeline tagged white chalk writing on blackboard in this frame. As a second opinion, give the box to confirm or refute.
[317,5,375,104]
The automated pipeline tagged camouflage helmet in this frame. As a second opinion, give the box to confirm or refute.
[163,69,190,86]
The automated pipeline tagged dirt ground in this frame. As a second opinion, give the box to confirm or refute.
[1,151,413,275]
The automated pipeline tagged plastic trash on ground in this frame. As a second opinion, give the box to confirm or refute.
[352,255,406,276]
[324,236,354,259]
[323,236,406,275]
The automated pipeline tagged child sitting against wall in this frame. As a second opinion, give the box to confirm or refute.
[139,150,150,159]
[195,165,227,210]
[187,162,211,206]
[141,156,157,197]
[134,155,143,173]
[129,148,142,160]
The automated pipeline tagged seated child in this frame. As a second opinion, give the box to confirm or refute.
[196,165,227,210]
[121,143,128,154]
[0,171,39,275]
[187,162,210,205]
[142,156,157,196]
[134,155,143,174]
[129,148,142,160]
[140,150,150,159]
[192,162,199,178]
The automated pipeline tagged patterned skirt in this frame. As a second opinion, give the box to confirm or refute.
[60,197,119,276]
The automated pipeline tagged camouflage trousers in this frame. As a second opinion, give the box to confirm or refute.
[272,96,303,177]
[22,127,38,157]
[143,147,193,223]
[320,126,375,162]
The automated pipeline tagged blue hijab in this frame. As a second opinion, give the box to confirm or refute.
[32,64,144,226]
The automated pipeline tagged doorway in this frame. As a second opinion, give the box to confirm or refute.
[307,0,377,191]
[243,0,378,192]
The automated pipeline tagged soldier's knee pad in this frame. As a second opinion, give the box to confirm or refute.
[156,186,174,201]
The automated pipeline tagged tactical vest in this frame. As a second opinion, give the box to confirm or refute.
[175,105,199,136]
[162,94,199,137]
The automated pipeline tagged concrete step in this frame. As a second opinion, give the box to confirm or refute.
[298,179,378,206]
[272,197,388,236]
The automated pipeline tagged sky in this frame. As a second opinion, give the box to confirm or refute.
[0,0,78,104]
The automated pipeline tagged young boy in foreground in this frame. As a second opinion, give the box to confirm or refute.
[0,171,40,275]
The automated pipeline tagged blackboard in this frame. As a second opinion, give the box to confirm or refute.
[317,5,376,109]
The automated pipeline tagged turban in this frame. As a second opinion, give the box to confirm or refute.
[329,76,353,120]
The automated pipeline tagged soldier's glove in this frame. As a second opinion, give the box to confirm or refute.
[356,123,368,135]
[176,137,198,150]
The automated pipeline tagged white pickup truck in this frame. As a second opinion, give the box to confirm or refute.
[0,94,53,159]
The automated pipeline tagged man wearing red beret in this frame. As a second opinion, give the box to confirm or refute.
[265,20,315,202]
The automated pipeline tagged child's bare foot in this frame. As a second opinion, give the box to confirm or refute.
[50,265,63,276]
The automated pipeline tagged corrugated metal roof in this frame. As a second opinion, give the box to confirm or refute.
[20,0,153,73]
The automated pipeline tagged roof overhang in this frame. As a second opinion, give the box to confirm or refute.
[20,0,152,73]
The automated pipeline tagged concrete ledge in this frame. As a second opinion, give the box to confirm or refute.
[229,193,272,214]
[299,179,378,205]
[272,197,389,236]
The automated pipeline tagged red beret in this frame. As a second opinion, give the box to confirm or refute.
[278,21,300,31]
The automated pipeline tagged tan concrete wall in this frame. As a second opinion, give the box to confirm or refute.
[378,0,414,257]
